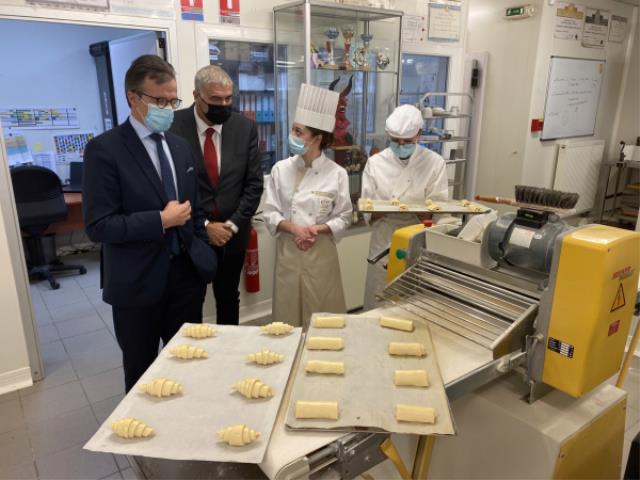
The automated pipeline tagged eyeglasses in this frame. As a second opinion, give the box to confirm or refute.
[137,92,182,110]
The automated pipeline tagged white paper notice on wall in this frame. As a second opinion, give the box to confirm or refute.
[26,0,108,10]
[608,15,628,43]
[541,57,605,141]
[582,8,610,49]
[402,15,427,44]
[553,2,585,41]
[428,3,461,42]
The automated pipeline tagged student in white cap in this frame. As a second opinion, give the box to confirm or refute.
[361,104,448,310]
[263,84,352,328]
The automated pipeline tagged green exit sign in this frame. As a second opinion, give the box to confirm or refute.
[505,5,535,18]
[506,6,525,16]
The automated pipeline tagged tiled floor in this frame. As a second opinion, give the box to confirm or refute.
[0,252,135,480]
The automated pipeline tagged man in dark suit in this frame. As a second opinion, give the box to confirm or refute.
[169,65,263,325]
[83,55,217,392]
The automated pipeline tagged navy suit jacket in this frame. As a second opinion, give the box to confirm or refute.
[82,119,217,308]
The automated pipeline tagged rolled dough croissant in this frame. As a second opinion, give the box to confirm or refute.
[182,324,216,338]
[247,349,284,365]
[233,378,274,399]
[138,378,183,397]
[170,344,208,359]
[112,418,154,439]
[260,322,294,335]
[217,424,261,446]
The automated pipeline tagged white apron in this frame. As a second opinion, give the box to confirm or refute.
[273,233,346,328]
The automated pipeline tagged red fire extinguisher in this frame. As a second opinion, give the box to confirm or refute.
[244,226,260,293]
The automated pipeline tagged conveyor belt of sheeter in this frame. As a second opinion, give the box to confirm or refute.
[378,253,539,351]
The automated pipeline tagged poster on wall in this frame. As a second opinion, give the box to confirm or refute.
[553,2,585,41]
[26,0,108,11]
[582,8,610,49]
[428,3,461,42]
[181,0,204,21]
[402,15,427,44]
[0,107,79,130]
[109,0,175,19]
[220,0,240,25]
[608,15,628,43]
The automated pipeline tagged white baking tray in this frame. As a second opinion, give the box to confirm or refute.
[285,313,455,436]
[84,324,302,464]
[358,198,490,214]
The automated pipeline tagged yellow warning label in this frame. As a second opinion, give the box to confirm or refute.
[611,284,626,312]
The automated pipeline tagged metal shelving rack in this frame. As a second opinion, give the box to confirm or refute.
[418,92,473,199]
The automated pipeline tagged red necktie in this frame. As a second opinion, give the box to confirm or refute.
[204,127,219,187]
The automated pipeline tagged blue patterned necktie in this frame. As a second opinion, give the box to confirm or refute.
[150,133,180,255]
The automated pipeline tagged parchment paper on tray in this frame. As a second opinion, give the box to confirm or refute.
[286,313,455,436]
[358,198,489,214]
[84,324,302,464]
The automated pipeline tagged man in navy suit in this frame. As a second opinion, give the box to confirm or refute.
[83,55,217,392]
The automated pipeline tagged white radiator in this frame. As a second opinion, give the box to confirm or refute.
[553,139,605,214]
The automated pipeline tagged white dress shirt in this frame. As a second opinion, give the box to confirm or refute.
[129,115,179,196]
[263,153,353,242]
[193,106,222,175]
[192,106,239,233]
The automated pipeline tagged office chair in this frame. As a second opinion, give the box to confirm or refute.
[11,165,86,290]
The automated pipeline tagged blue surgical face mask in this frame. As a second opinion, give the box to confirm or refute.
[288,134,308,156]
[390,141,416,159]
[144,103,174,133]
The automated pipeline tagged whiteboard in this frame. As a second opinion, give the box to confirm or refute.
[541,56,605,140]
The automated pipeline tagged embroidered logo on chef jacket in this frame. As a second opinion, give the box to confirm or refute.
[313,191,334,215]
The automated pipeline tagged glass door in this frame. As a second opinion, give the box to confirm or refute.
[400,53,448,154]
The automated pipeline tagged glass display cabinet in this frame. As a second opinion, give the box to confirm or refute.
[209,39,277,174]
[273,0,403,205]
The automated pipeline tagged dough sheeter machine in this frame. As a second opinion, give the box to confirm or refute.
[129,209,640,479]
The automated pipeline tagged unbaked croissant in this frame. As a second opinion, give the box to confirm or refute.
[232,378,274,399]
[182,324,216,338]
[112,418,154,439]
[170,344,208,359]
[260,322,293,336]
[217,424,261,446]
[138,378,183,397]
[247,349,284,365]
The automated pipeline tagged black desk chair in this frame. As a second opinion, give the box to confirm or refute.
[11,165,86,290]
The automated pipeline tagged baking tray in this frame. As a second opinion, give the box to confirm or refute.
[285,313,455,436]
[357,198,490,214]
[84,324,302,464]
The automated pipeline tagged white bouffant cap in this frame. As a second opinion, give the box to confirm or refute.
[385,104,424,138]
[294,83,340,133]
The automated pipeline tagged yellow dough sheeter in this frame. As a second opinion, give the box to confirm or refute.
[130,211,640,479]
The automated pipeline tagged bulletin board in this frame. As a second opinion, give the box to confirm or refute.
[541,56,605,141]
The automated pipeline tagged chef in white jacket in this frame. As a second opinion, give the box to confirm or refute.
[362,104,449,309]
[264,84,352,328]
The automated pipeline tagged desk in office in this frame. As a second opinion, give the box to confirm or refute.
[44,192,83,234]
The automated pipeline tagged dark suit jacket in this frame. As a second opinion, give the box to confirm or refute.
[82,119,217,308]
[169,106,263,253]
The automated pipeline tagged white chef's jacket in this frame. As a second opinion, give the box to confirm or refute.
[361,145,449,204]
[263,153,353,242]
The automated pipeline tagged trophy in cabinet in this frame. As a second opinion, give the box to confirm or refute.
[353,33,373,71]
[324,28,339,68]
[376,50,390,70]
[341,26,355,69]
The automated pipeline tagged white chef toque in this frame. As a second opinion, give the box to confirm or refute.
[385,104,424,139]
[293,84,340,133]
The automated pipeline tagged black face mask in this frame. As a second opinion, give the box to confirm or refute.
[203,103,232,124]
